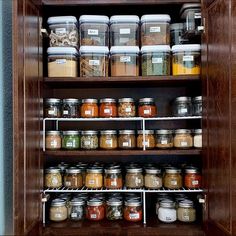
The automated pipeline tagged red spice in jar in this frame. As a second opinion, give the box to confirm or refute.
[184,168,202,189]
[86,199,105,221]
[138,98,157,118]
[99,98,117,118]
[81,99,98,118]
[124,201,142,222]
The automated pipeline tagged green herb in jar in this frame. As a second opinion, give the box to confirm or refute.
[62,131,80,150]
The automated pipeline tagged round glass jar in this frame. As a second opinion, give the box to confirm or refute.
[99,98,117,118]
[124,200,142,222]
[118,98,136,117]
[46,131,62,150]
[77,163,88,185]
[62,131,80,150]
[49,199,68,222]
[86,199,105,221]
[193,129,202,148]
[106,198,123,220]
[62,98,80,118]
[81,98,98,118]
[155,129,173,149]
[125,167,144,189]
[144,167,162,189]
[177,200,196,222]
[64,167,83,189]
[45,167,62,188]
[81,130,98,150]
[174,129,193,149]
[104,168,122,189]
[85,167,103,189]
[138,98,157,117]
[184,167,202,189]
[173,97,192,117]
[100,130,118,150]
[158,200,176,223]
[118,130,136,149]
[193,96,202,116]
[164,168,183,189]
[137,130,155,149]
[155,195,173,215]
[44,98,61,118]
[68,198,85,221]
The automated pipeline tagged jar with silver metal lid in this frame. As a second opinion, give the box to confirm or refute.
[62,130,80,150]
[100,130,118,149]
[68,198,85,221]
[86,199,105,221]
[192,96,202,116]
[50,199,68,222]
[125,167,144,189]
[118,98,136,117]
[138,98,157,117]
[155,129,173,149]
[44,98,61,118]
[158,200,176,223]
[184,167,202,189]
[62,98,80,118]
[104,167,122,189]
[118,130,136,149]
[193,129,202,148]
[124,200,142,222]
[81,130,98,150]
[46,130,62,150]
[177,200,196,222]
[58,162,69,175]
[155,194,173,215]
[85,167,103,189]
[99,98,117,118]
[137,130,155,149]
[81,98,99,118]
[164,168,182,189]
[174,129,193,148]
[173,96,192,117]
[106,198,123,220]
[45,167,62,188]
[64,167,83,189]
[144,167,162,189]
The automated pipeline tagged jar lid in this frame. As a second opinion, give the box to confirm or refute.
[47,16,77,25]
[51,198,66,207]
[119,130,135,135]
[104,168,121,174]
[46,130,61,135]
[194,129,202,134]
[137,130,154,135]
[172,44,201,53]
[159,200,175,208]
[175,96,192,102]
[175,129,191,134]
[63,98,80,104]
[145,168,161,174]
[82,98,98,104]
[87,199,103,206]
[79,15,109,24]
[81,130,98,135]
[47,47,78,56]
[193,96,202,102]
[170,23,184,31]
[79,46,109,54]
[100,130,117,135]
[66,167,81,174]
[139,98,155,103]
[110,46,140,54]
[126,167,142,173]
[165,168,181,174]
[141,45,171,53]
[110,15,139,24]
[99,98,116,103]
[57,193,71,201]
[87,167,103,174]
[118,98,134,103]
[157,196,173,202]
[45,98,61,104]
[155,129,173,135]
[63,130,80,135]
[107,198,123,206]
[185,167,199,174]
[70,198,85,206]
[179,200,194,208]
[125,200,142,207]
[141,14,171,23]
[180,4,201,19]
[45,167,61,174]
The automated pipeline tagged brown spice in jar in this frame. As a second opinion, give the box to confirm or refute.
[46,131,62,150]
[137,130,155,149]
[118,98,136,117]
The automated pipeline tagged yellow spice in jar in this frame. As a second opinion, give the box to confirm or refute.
[48,60,78,77]
[172,63,200,75]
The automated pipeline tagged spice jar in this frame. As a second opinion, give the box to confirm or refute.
[118,130,136,149]
[58,162,69,176]
[118,98,136,117]
[155,195,173,215]
[174,129,193,148]
[193,96,202,116]
[68,198,85,221]
[144,167,162,189]
[64,167,83,189]
[79,15,109,46]
[158,200,176,223]
[49,199,68,222]
[138,98,157,117]
[44,98,61,118]
[46,131,62,150]
[99,98,117,118]
[172,44,201,75]
[104,168,123,189]
[137,130,155,149]
[45,167,62,188]
[125,167,144,189]
[81,130,98,150]
[85,167,103,189]
[177,200,196,222]
[170,23,186,46]
[193,129,202,148]
[124,200,142,222]
[173,96,192,117]
[155,129,174,149]
[110,15,139,46]
[164,168,183,189]
[48,16,78,48]
[62,98,80,118]
[141,14,171,45]
[81,99,98,118]
[86,199,105,221]
[100,130,118,150]
[106,198,123,220]
[141,45,171,76]
[184,167,202,189]
[79,46,109,77]
[62,130,80,150]
[47,47,78,77]
[110,46,140,76]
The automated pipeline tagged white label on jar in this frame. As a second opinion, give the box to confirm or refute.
[119,37,129,43]
[161,140,168,145]
[48,109,55,115]
[122,142,129,147]
[90,214,97,219]
[56,59,67,64]
[55,28,66,34]
[65,181,71,186]
[183,215,190,220]
[88,29,99,35]
[50,140,58,147]
[84,140,91,146]
[85,110,92,115]
[66,142,73,147]
[154,180,160,186]
[183,55,194,62]
[106,139,112,145]
[171,180,177,185]
[125,107,132,112]
[63,110,69,115]
[111,181,117,186]
[120,28,130,34]
[135,178,142,185]
[144,109,150,114]
[89,60,100,66]
[192,180,199,185]
[129,213,139,219]
[89,179,95,185]
[150,26,161,33]
[152,57,163,64]
[52,177,59,185]
[194,13,201,19]
[166,216,173,221]
[114,212,121,217]
[180,141,188,147]
[142,141,149,146]
[71,213,77,218]
[104,109,111,113]
[55,213,62,218]
[120,56,131,63]
[180,108,188,113]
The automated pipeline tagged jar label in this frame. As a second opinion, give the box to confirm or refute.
[104,108,111,113]
[55,213,62,218]
[88,29,99,35]
[125,107,132,112]
[52,177,59,185]
[84,140,91,146]
[48,109,55,115]
[120,56,131,63]
[166,216,174,221]
[135,178,142,185]
[56,59,67,64]
[89,60,100,66]
[129,213,139,219]
[50,140,58,147]
[180,108,188,113]
[114,212,121,217]
[55,28,66,34]
[192,180,199,185]
[71,213,77,218]
[122,142,129,147]
[111,181,117,186]
[90,214,97,219]
[142,141,149,146]
[161,140,168,145]
[106,139,112,145]
[66,142,73,147]
[180,141,188,147]
[183,55,194,62]
[144,109,150,114]
[120,28,130,34]
[194,12,201,19]
[183,215,190,220]
[154,180,160,186]
[63,110,69,115]
[85,110,92,115]
[89,179,95,185]
[171,180,177,185]
[152,57,163,64]
[65,181,71,186]
[150,26,161,33]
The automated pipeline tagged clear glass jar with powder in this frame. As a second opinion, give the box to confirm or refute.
[85,167,103,189]
[137,130,155,149]
[144,167,162,189]
[46,131,62,150]
[118,130,136,149]
[155,129,173,149]
[193,129,202,148]
[64,167,83,189]
[158,200,176,223]
[125,167,144,189]
[177,200,196,222]
[49,199,68,222]
[174,129,193,148]
[164,168,183,189]
[45,167,62,188]
[100,130,118,150]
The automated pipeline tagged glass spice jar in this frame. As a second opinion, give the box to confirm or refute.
[193,96,202,116]
[100,130,118,150]
[104,168,123,189]
[144,167,162,189]
[193,129,202,148]
[155,129,173,149]
[68,198,85,221]
[62,98,80,118]
[45,131,62,150]
[85,167,103,189]
[57,162,69,176]
[177,200,196,223]
[184,167,202,189]
[118,98,136,117]
[44,98,61,118]
[77,163,88,185]
[118,130,136,149]
[99,98,117,118]
[158,200,176,223]
[62,130,80,150]
[164,168,183,189]
[64,167,83,189]
[125,167,144,189]
[86,199,105,221]
[173,96,192,117]
[45,167,62,188]
[124,200,142,222]
[137,130,155,149]
[106,198,123,220]
[174,129,193,149]
[81,99,99,118]
[49,199,68,222]
[138,98,157,117]
[81,130,99,150]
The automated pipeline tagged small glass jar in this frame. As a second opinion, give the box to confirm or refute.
[158,200,176,223]
[77,163,88,185]
[174,129,193,148]
[137,130,155,149]
[125,167,144,189]
[104,168,122,189]
[81,130,98,150]
[81,99,99,118]
[118,98,136,117]
[193,96,202,116]
[85,167,103,189]
[173,96,192,117]
[86,199,105,221]
[155,195,173,215]
[177,200,196,222]
[193,129,202,148]
[124,200,142,222]
[106,198,123,220]
[144,167,162,189]
[164,168,183,189]
[45,167,62,188]
[100,130,118,150]
[138,98,157,117]
[68,198,85,221]
[118,130,136,149]
[170,23,186,46]
[184,167,202,189]
[44,98,61,118]
[155,129,174,149]
[64,167,83,189]
[99,98,117,118]
[49,199,68,222]
[62,131,80,150]
[62,98,80,118]
[45,131,62,150]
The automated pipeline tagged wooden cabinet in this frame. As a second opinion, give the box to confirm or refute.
[12,0,236,235]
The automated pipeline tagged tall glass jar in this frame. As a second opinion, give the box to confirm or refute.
[124,200,142,222]
[118,130,136,149]
[118,98,136,117]
[104,168,123,189]
[85,167,103,189]
[173,96,192,117]
[138,98,157,117]
[100,130,118,150]
[81,99,98,118]
[155,129,173,149]
[158,200,176,223]
[49,199,68,222]
[177,200,196,222]
[46,131,62,150]
[86,199,105,221]
[68,198,85,221]
[99,98,117,118]
[64,167,83,189]
[62,130,80,150]
[144,167,162,189]
[137,130,155,149]
[44,98,61,118]
[106,198,123,220]
[164,168,183,189]
[62,98,80,118]
[81,130,99,150]
[193,96,202,116]
[125,167,144,189]
[45,167,62,188]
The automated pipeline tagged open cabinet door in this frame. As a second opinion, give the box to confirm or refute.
[13,0,43,235]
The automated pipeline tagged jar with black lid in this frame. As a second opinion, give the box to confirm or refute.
[173,96,192,117]
[62,98,80,118]
[44,98,61,118]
